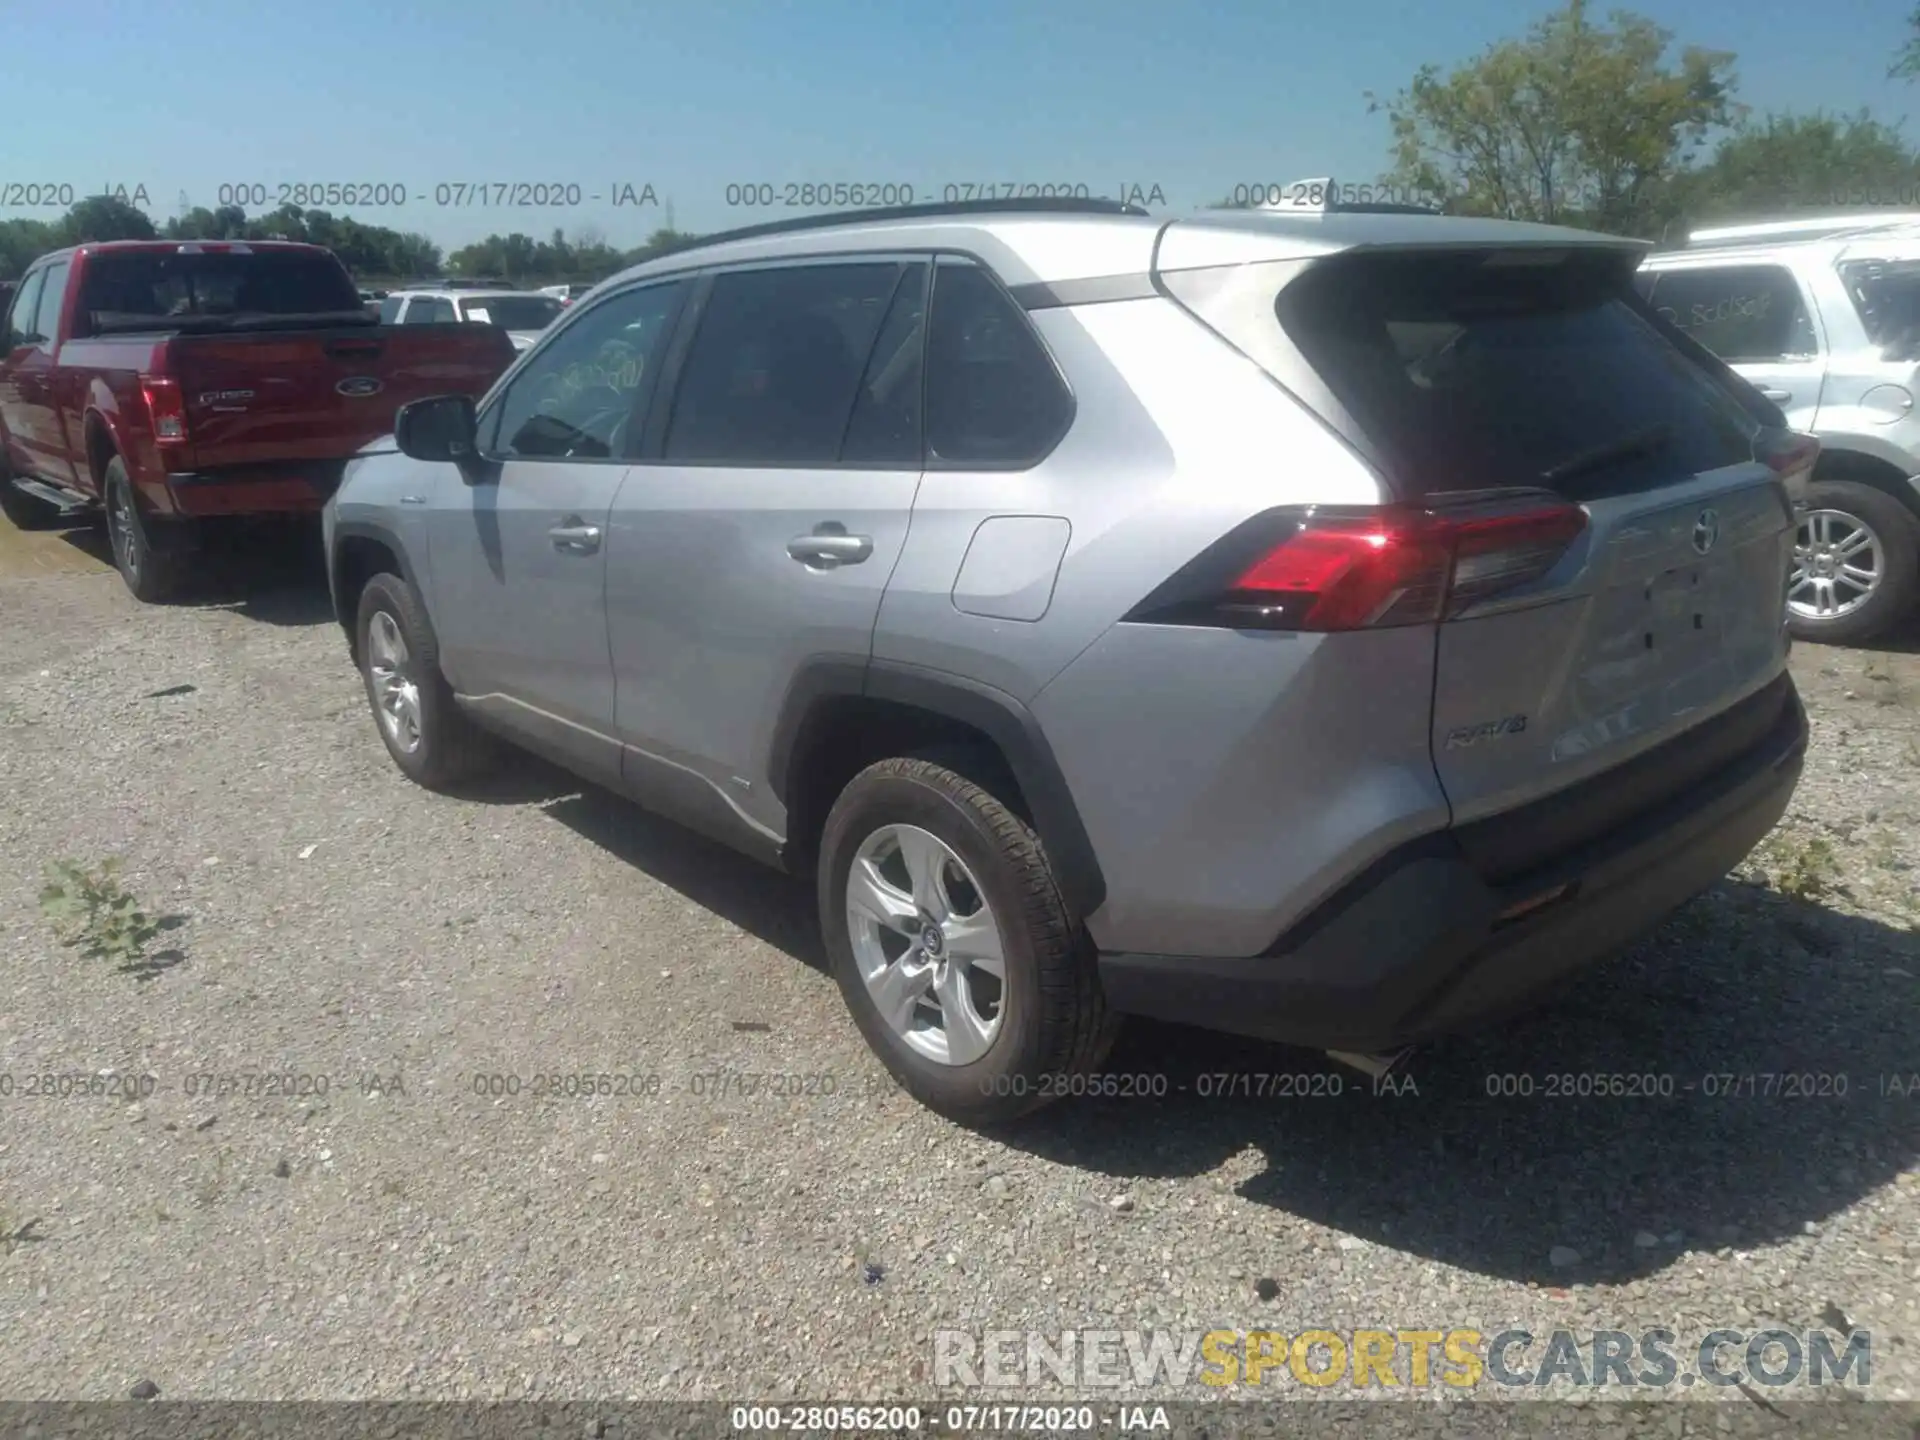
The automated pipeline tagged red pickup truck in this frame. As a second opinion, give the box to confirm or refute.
[0,240,515,600]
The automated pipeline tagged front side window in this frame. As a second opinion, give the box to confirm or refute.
[5,269,46,348]
[31,262,69,343]
[662,262,903,465]
[1645,265,1817,362]
[487,279,685,460]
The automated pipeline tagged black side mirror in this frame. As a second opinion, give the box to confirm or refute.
[394,395,478,464]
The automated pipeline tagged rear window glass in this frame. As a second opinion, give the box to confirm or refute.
[1839,258,1920,362]
[79,250,362,332]
[459,295,562,330]
[1276,250,1758,500]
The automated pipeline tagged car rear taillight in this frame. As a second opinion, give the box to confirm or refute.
[1759,429,1819,497]
[1125,491,1587,632]
[139,376,189,445]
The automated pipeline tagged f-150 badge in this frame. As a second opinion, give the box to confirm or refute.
[1446,714,1528,748]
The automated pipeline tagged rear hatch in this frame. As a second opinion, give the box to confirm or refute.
[1160,234,1799,860]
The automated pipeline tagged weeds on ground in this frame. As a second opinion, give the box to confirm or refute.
[39,857,163,964]
[1773,834,1842,902]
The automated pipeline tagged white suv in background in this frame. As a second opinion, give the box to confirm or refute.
[1640,215,1920,643]
[378,287,564,352]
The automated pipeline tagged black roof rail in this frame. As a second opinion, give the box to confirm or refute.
[644,196,1154,263]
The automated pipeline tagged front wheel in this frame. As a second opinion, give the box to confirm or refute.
[354,572,494,789]
[819,756,1118,1125]
[1787,480,1920,646]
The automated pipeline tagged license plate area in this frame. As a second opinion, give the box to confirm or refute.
[1644,562,1719,657]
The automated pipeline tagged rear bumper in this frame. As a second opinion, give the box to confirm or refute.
[1097,677,1808,1052]
[152,461,350,518]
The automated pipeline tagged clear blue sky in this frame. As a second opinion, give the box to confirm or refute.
[0,0,1913,251]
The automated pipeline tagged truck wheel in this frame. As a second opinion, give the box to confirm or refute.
[1787,480,1920,646]
[103,458,188,603]
[819,756,1118,1126]
[354,571,494,790]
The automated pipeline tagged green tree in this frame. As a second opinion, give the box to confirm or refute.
[1893,4,1920,80]
[1667,111,1920,230]
[57,194,158,244]
[1367,0,1739,235]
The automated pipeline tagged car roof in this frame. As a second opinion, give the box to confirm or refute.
[602,202,1643,294]
[1643,215,1920,268]
[400,288,546,301]
[30,238,331,267]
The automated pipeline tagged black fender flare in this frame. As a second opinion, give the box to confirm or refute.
[768,657,1108,919]
[328,519,428,643]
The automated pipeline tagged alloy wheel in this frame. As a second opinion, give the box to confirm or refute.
[845,824,1008,1066]
[1790,508,1883,622]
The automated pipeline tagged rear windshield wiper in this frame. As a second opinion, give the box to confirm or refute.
[1540,423,1672,486]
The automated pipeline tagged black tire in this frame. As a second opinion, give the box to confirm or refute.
[0,447,61,531]
[353,571,494,789]
[103,456,189,603]
[819,756,1119,1125]
[1787,480,1920,646]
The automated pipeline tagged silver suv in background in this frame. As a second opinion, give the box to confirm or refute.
[324,196,1809,1123]
[1640,214,1920,643]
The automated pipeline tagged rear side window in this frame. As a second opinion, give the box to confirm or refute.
[663,262,902,465]
[78,250,362,332]
[32,261,69,342]
[925,262,1072,465]
[378,295,403,323]
[406,296,455,324]
[1839,257,1920,361]
[1277,249,1758,500]
[841,263,929,465]
[1644,265,1817,361]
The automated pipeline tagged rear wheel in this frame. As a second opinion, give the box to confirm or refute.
[819,756,1118,1125]
[1787,480,1919,645]
[103,457,189,603]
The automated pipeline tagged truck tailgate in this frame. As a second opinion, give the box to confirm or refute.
[167,324,514,467]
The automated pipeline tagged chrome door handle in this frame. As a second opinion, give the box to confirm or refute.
[787,528,873,568]
[550,521,602,555]
[1759,388,1791,402]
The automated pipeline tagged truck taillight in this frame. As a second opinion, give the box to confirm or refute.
[139,376,189,444]
[1123,491,1587,632]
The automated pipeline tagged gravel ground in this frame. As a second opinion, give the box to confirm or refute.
[0,519,1916,1422]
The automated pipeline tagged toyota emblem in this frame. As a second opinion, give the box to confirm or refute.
[1691,508,1720,555]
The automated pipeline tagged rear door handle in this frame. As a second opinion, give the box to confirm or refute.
[1759,388,1792,402]
[787,525,873,568]
[550,519,602,555]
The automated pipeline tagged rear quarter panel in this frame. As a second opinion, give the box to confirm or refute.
[53,337,169,503]
[873,294,1439,957]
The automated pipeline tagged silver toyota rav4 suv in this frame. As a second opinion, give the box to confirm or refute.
[1640,214,1920,643]
[324,195,1812,1124]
